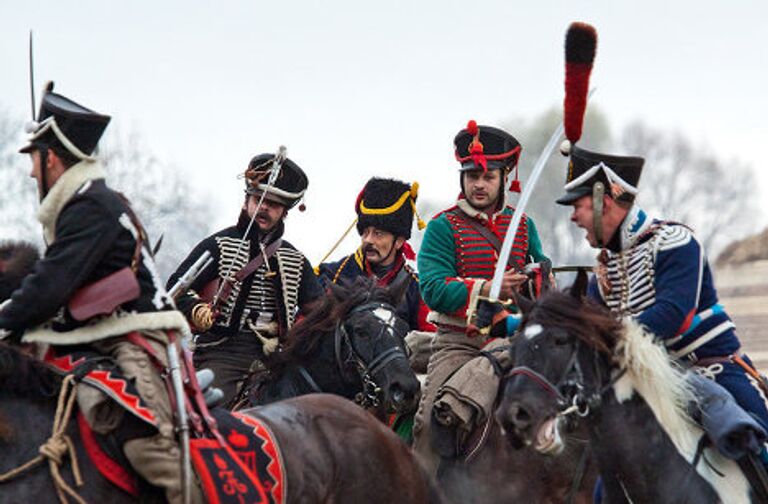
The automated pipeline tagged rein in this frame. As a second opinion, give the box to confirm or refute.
[296,301,408,408]
[506,340,627,420]
[0,374,86,504]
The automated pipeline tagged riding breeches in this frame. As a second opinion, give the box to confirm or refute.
[76,333,204,504]
[695,354,768,432]
[412,327,491,476]
[193,331,267,408]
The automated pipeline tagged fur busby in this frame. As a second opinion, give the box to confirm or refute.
[355,178,419,239]
[20,82,110,161]
[0,240,40,301]
[556,145,644,205]
[244,153,308,209]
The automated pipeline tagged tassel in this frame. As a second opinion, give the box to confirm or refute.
[509,165,521,193]
[402,242,416,260]
[410,198,427,230]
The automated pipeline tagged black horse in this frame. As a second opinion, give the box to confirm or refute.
[0,342,443,503]
[247,277,421,415]
[497,290,754,503]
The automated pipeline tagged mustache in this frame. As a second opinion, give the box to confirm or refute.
[363,244,380,255]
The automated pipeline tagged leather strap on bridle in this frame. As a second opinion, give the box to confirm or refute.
[455,209,523,273]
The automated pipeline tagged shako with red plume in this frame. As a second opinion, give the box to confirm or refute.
[563,22,597,146]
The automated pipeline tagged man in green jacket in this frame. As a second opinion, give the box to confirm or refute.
[412,120,549,474]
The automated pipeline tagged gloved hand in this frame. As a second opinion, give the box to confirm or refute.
[195,368,225,408]
[475,297,512,337]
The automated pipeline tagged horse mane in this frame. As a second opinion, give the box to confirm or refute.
[0,342,60,399]
[614,319,699,454]
[278,277,389,364]
[526,291,623,356]
[528,292,699,456]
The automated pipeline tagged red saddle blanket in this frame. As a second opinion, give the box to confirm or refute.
[191,409,285,504]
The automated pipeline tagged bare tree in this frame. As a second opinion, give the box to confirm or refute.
[0,109,214,279]
[620,121,757,257]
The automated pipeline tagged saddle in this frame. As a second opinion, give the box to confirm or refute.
[45,342,286,504]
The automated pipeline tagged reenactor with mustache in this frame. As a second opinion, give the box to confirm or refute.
[168,153,323,407]
[318,177,434,334]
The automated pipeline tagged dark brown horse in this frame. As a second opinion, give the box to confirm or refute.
[0,342,442,503]
[497,291,754,503]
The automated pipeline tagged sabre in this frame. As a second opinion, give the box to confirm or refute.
[168,250,212,299]
[212,146,287,307]
[489,22,597,304]
[29,31,36,119]
[488,122,565,301]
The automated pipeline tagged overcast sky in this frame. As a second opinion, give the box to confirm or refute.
[1,1,766,263]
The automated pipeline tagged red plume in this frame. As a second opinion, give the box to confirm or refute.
[564,22,597,143]
[466,120,479,136]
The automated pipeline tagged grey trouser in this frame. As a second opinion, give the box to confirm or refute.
[77,333,203,504]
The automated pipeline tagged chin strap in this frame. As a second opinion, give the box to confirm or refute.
[592,182,605,247]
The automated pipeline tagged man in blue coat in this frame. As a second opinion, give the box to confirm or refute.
[556,142,768,431]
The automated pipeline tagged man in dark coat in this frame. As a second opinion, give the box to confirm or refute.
[0,84,203,503]
[318,177,434,333]
[168,153,323,407]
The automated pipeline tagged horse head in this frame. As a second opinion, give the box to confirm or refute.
[270,276,420,414]
[496,291,620,454]
[328,275,421,414]
[0,240,40,302]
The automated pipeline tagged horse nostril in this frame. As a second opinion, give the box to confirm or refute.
[509,403,532,430]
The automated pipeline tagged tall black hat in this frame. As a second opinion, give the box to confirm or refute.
[556,23,644,206]
[556,145,644,205]
[20,82,110,160]
[244,152,308,209]
[454,120,523,192]
[355,177,424,239]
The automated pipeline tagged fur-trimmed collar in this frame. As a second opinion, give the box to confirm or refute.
[37,160,106,244]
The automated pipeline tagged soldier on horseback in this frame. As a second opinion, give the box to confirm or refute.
[167,153,323,408]
[317,177,435,341]
[556,141,768,444]
[412,121,550,474]
[0,84,205,503]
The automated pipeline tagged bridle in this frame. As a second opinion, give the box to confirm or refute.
[298,300,409,408]
[505,332,625,421]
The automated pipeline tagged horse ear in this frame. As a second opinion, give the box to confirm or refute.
[0,240,40,301]
[569,268,589,299]
[516,293,535,315]
[386,271,411,306]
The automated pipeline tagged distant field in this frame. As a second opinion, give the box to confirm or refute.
[716,260,768,373]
